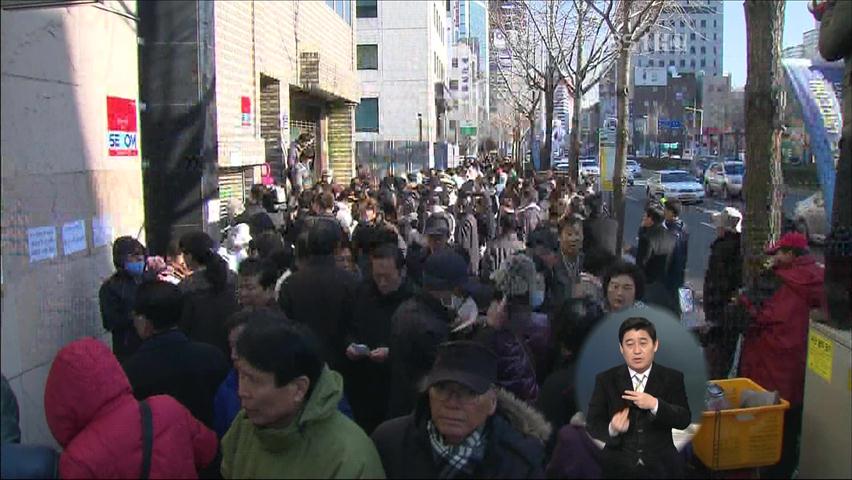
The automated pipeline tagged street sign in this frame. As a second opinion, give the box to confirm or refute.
[107,96,138,157]
[460,126,477,136]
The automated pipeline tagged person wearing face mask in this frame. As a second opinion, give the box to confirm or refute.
[98,236,150,362]
[387,250,475,419]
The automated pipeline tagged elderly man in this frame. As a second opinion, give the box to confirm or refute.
[373,341,549,478]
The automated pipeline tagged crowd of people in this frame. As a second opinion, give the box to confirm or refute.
[0,153,826,479]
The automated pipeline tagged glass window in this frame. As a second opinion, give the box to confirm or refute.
[691,59,696,67]
[452,57,458,68]
[669,60,675,66]
[355,98,379,132]
[701,46,706,54]
[701,19,706,27]
[450,80,458,90]
[356,0,377,18]
[357,44,378,70]
[690,32,696,40]
[690,46,696,54]
[680,59,685,67]
[658,60,665,67]
[701,59,706,67]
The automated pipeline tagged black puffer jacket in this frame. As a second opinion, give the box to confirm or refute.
[387,293,451,418]
[98,272,143,361]
[372,388,550,479]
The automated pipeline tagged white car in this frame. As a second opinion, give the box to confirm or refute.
[646,170,705,204]
[704,161,745,199]
[579,158,599,180]
[626,158,642,178]
[794,191,827,244]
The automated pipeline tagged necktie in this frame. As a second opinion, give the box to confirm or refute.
[633,373,646,393]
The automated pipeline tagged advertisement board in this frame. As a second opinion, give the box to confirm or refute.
[106,96,138,157]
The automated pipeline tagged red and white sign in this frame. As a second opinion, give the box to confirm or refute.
[241,96,252,126]
[106,96,138,157]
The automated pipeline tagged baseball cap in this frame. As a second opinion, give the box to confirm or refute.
[765,231,809,254]
[711,207,743,233]
[424,214,451,237]
[424,341,498,394]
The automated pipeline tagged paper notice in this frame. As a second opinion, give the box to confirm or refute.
[808,330,833,383]
[92,216,113,247]
[28,226,57,263]
[62,219,87,255]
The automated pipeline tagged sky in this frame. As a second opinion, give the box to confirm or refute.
[723,0,816,88]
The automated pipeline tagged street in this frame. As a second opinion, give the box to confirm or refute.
[621,179,817,294]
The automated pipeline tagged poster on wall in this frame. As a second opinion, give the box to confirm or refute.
[241,96,252,127]
[107,96,139,157]
[27,226,57,263]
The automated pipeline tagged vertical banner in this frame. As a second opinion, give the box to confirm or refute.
[241,96,252,126]
[106,96,139,157]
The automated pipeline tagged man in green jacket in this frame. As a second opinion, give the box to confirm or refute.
[220,313,385,479]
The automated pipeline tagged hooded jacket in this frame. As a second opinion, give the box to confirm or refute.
[220,366,385,479]
[372,388,550,478]
[739,255,826,406]
[44,338,217,479]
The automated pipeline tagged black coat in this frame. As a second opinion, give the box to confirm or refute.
[664,219,689,291]
[636,223,677,288]
[702,231,743,379]
[278,255,358,370]
[372,389,548,479]
[583,216,619,258]
[586,363,691,478]
[179,271,239,358]
[347,278,414,433]
[387,293,451,418]
[98,272,143,361]
[122,330,229,428]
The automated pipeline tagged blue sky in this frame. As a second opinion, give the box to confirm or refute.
[723,0,816,88]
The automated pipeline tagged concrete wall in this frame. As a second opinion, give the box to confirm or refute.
[357,0,446,145]
[1,0,143,446]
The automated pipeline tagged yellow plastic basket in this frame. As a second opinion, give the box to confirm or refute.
[693,378,791,470]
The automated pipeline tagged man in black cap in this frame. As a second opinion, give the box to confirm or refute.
[373,341,548,478]
[406,213,453,286]
[387,250,472,418]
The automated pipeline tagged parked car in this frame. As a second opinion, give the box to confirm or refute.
[794,191,828,244]
[646,170,705,204]
[579,158,599,181]
[626,158,642,178]
[704,161,745,199]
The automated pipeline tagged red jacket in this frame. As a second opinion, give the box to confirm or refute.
[44,338,217,479]
[739,255,826,406]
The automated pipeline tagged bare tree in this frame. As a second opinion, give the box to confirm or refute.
[742,0,786,286]
[588,0,667,253]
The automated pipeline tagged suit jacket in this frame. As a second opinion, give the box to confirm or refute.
[587,362,691,478]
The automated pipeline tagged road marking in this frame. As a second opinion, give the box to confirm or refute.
[695,206,717,215]
[701,222,716,230]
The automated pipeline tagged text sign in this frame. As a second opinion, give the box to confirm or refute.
[28,226,57,263]
[808,330,833,383]
[241,96,252,126]
[107,96,138,156]
[62,219,87,255]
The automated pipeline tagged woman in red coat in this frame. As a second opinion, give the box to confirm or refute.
[738,232,826,478]
[44,338,218,479]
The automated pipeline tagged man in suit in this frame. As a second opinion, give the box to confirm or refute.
[587,317,691,478]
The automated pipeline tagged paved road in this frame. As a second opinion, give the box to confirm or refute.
[621,180,816,294]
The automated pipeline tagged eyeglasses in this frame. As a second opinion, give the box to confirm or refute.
[430,383,485,405]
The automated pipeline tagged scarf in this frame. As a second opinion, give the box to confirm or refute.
[427,420,487,479]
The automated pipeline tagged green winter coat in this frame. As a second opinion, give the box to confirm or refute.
[220,366,385,479]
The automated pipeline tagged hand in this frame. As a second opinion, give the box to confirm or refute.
[622,390,658,411]
[486,298,508,329]
[345,344,368,360]
[610,408,630,434]
[369,347,389,363]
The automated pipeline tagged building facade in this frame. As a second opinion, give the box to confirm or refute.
[2,0,145,445]
[633,0,723,77]
[138,0,359,253]
[355,0,450,172]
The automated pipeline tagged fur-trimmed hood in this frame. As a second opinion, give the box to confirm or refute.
[494,387,552,444]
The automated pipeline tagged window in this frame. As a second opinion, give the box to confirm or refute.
[357,44,378,70]
[356,0,377,18]
[326,0,352,24]
[657,60,664,67]
[701,19,706,27]
[691,59,696,67]
[680,21,685,27]
[450,80,458,90]
[669,60,675,66]
[452,57,458,68]
[714,19,717,28]
[680,59,686,67]
[701,59,706,67]
[690,46,696,54]
[690,33,696,40]
[701,46,706,54]
[355,98,379,132]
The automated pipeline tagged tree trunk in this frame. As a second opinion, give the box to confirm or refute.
[570,79,582,185]
[613,3,631,254]
[742,0,785,287]
[543,67,554,171]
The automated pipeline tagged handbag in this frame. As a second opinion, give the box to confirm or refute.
[139,400,153,480]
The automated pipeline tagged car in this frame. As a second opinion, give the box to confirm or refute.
[704,161,745,199]
[794,191,827,244]
[626,158,642,178]
[579,158,599,180]
[646,169,705,204]
[553,159,570,174]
